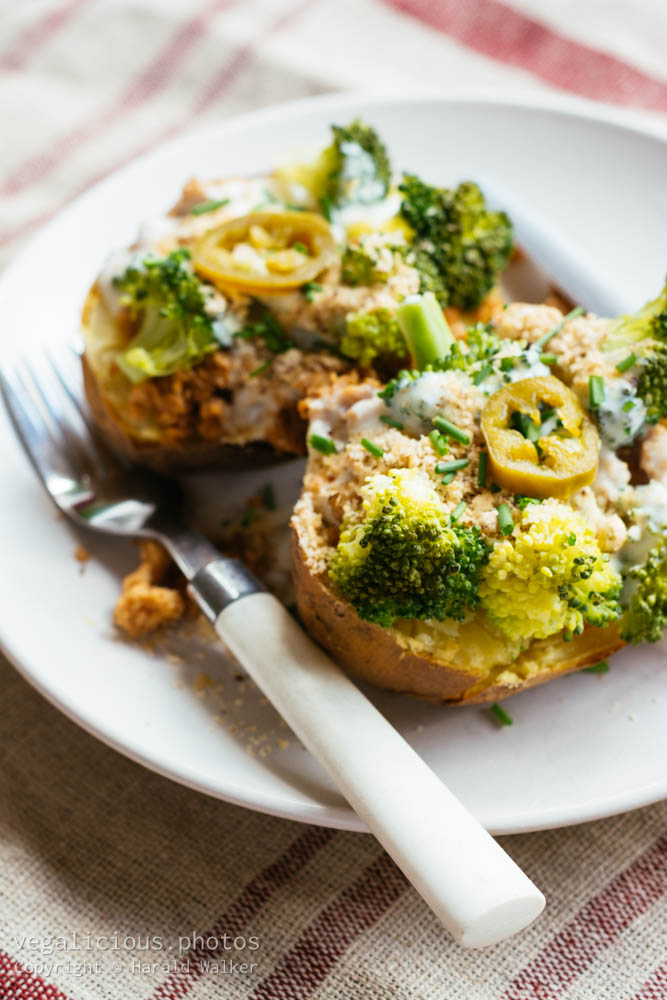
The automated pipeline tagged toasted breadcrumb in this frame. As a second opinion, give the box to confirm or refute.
[114,540,185,638]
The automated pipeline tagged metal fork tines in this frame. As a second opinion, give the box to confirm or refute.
[1,348,105,511]
[0,344,255,590]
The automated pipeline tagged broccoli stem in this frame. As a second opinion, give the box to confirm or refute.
[396,292,454,370]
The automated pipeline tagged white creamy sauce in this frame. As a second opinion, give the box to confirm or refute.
[331,190,402,240]
[596,377,646,449]
[618,480,667,569]
[475,342,550,397]
[385,371,466,435]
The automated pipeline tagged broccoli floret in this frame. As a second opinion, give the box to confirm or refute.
[329,468,490,627]
[399,175,513,310]
[620,537,667,644]
[113,248,217,382]
[480,502,622,643]
[400,246,449,307]
[604,277,667,425]
[340,245,387,286]
[314,120,391,212]
[636,344,667,424]
[379,323,501,402]
[340,308,409,368]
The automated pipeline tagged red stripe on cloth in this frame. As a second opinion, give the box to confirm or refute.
[248,853,408,1000]
[0,0,317,254]
[0,0,239,200]
[504,833,667,1000]
[0,948,72,999]
[384,0,667,111]
[151,826,334,1000]
[0,0,92,72]
[630,962,667,1000]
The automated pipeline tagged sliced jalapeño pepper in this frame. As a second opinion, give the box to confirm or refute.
[480,375,599,499]
[191,211,337,293]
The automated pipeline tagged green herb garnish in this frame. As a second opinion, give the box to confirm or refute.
[361,438,384,458]
[190,197,230,216]
[497,503,514,536]
[433,416,470,445]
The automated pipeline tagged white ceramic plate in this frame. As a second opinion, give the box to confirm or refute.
[1,92,666,835]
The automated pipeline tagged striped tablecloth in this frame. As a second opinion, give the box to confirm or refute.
[1,2,666,997]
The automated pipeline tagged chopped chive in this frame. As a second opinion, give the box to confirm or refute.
[285,202,307,212]
[433,416,470,445]
[260,483,276,511]
[302,280,322,302]
[539,353,557,365]
[320,195,333,221]
[490,483,501,493]
[292,241,309,255]
[622,399,636,412]
[497,503,514,536]
[584,661,610,674]
[473,363,493,386]
[534,305,584,351]
[441,472,456,485]
[435,458,469,474]
[380,415,404,430]
[567,532,577,546]
[250,360,273,377]
[589,374,606,408]
[361,437,384,458]
[616,353,637,374]
[478,451,488,487]
[429,428,450,456]
[190,197,230,215]
[309,433,337,455]
[515,494,542,510]
[450,501,467,523]
[500,356,516,372]
[490,703,513,727]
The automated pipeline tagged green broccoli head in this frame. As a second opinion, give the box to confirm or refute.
[379,323,502,402]
[636,344,667,424]
[480,502,622,643]
[113,248,217,382]
[399,175,513,311]
[329,468,490,628]
[620,536,667,644]
[320,120,391,210]
[604,277,667,425]
[340,245,388,287]
[339,308,410,368]
[399,246,449,306]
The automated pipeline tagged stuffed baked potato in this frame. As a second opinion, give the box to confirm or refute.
[81,121,508,471]
[291,289,667,704]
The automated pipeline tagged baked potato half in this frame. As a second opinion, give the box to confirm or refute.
[291,525,624,705]
[288,295,640,705]
[81,284,347,473]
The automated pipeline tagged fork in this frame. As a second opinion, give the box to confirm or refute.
[1,347,545,948]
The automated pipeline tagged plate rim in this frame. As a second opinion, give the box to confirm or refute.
[1,88,666,835]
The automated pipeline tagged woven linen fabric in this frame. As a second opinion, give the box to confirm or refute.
[1,1,666,998]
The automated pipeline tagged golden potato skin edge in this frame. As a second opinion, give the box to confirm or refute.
[290,528,626,705]
[81,354,289,474]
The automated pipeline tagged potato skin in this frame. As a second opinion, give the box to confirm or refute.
[82,354,290,474]
[291,528,625,705]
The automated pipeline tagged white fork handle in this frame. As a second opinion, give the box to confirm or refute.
[216,592,545,948]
